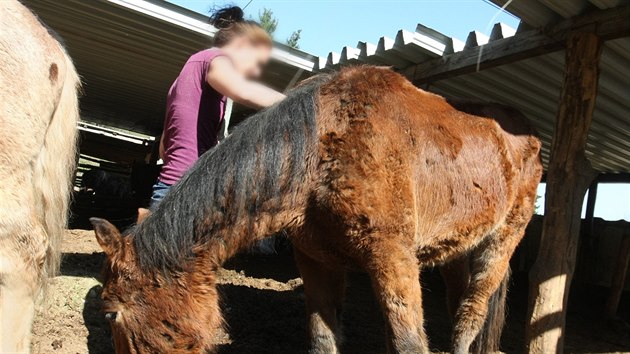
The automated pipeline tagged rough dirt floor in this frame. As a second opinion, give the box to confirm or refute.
[31,230,630,354]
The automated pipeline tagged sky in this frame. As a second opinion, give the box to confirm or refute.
[537,183,630,221]
[168,0,520,56]
[167,0,629,222]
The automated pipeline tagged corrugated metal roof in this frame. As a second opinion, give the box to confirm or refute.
[490,0,626,27]
[322,24,465,70]
[320,4,630,173]
[21,0,629,173]
[22,0,320,136]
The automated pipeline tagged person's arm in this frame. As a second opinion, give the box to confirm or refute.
[206,56,285,109]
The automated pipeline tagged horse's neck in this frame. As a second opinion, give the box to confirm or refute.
[203,203,305,264]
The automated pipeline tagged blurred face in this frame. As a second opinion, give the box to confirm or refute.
[228,36,271,79]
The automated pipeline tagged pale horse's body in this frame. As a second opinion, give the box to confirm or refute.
[0,1,80,352]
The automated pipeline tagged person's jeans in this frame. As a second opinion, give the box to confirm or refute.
[149,181,171,210]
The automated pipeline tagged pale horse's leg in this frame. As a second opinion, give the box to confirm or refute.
[0,218,47,353]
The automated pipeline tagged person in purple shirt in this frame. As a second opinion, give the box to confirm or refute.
[140,6,285,218]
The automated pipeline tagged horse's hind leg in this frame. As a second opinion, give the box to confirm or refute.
[366,242,428,354]
[440,255,471,319]
[0,225,46,353]
[294,248,346,354]
[452,217,527,354]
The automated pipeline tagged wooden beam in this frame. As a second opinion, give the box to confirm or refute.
[525,28,602,354]
[576,181,599,284]
[402,5,629,84]
[79,131,152,165]
[597,173,630,183]
[541,172,630,184]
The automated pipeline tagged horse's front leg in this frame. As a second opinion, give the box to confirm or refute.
[294,248,346,354]
[366,241,429,354]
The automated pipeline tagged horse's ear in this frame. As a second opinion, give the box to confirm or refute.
[90,217,122,257]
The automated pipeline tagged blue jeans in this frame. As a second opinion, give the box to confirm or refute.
[150,181,171,210]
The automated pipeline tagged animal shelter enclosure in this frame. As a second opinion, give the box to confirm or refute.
[17,0,630,352]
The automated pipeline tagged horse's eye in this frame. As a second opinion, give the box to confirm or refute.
[105,312,118,321]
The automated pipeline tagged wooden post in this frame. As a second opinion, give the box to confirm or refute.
[606,225,630,318]
[147,135,162,165]
[576,180,599,283]
[525,28,602,354]
[583,180,598,245]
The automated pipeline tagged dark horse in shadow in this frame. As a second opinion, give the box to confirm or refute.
[90,67,541,354]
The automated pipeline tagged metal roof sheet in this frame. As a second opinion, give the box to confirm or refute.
[321,24,467,70]
[22,0,320,136]
[490,0,627,26]
[21,0,630,173]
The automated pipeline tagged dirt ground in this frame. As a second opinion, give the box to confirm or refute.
[31,230,630,354]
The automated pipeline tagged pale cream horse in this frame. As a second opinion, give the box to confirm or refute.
[0,1,80,352]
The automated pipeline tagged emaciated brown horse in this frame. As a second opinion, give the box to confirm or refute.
[92,66,541,354]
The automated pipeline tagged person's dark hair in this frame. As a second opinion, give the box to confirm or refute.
[209,6,271,47]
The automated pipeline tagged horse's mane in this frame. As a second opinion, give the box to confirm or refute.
[131,73,332,273]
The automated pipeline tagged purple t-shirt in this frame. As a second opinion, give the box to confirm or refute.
[159,48,227,185]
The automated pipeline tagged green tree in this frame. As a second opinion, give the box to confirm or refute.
[258,8,277,37]
[286,29,302,49]
[257,7,301,49]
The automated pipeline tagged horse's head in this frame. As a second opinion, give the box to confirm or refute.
[91,218,221,354]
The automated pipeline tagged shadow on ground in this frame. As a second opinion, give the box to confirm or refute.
[52,247,629,354]
[83,285,113,354]
[217,254,452,354]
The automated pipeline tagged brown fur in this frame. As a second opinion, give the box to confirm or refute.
[93,220,222,353]
[440,99,538,354]
[0,1,80,352]
[93,66,541,354]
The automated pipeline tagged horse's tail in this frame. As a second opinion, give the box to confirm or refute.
[474,267,510,354]
[33,52,80,280]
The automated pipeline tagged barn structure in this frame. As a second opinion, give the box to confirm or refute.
[23,0,319,227]
[23,0,630,352]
